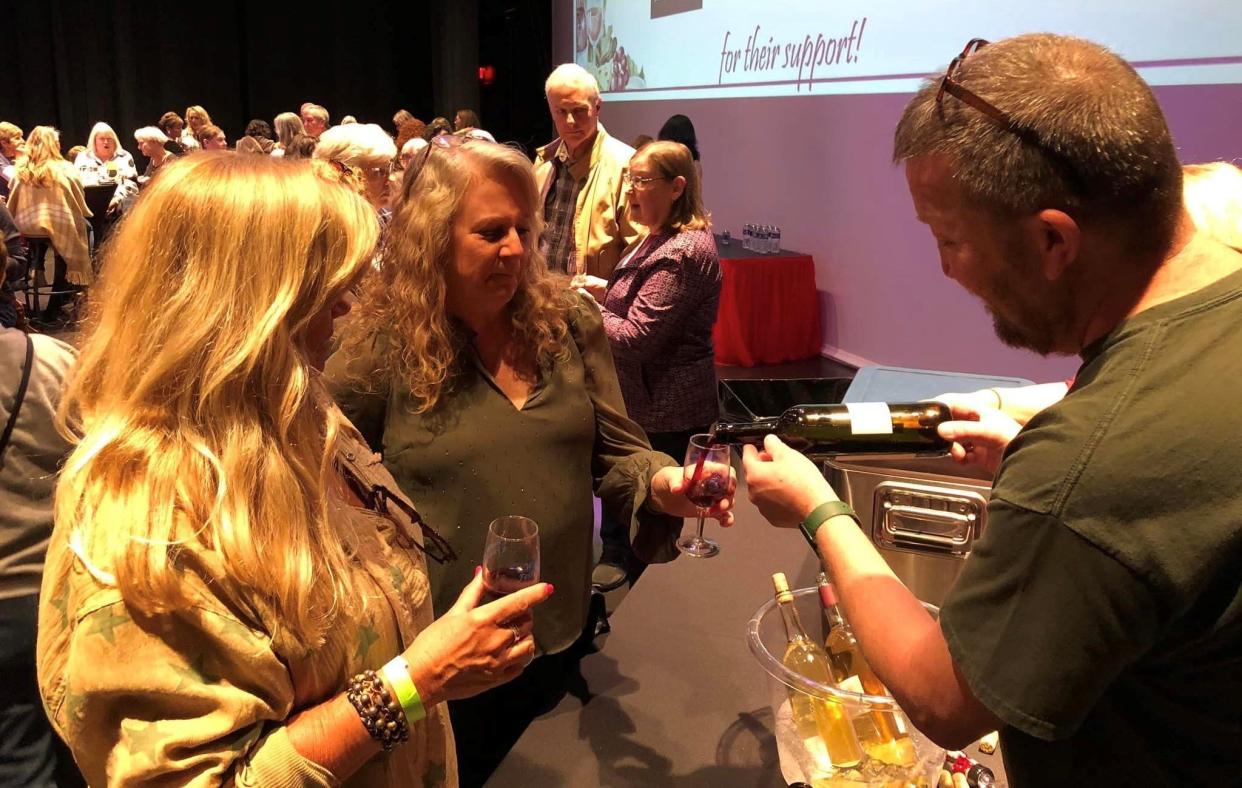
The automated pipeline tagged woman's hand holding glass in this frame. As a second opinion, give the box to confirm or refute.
[569,273,608,302]
[649,457,738,526]
[401,568,553,706]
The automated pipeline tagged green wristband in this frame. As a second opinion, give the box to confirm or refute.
[381,655,426,724]
[800,500,861,550]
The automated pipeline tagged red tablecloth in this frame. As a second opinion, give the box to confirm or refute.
[713,246,822,367]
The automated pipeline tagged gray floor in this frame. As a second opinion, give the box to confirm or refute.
[498,355,1011,787]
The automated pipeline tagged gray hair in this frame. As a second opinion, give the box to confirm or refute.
[545,63,600,102]
[313,123,397,170]
[133,126,169,145]
[401,137,428,158]
[893,33,1183,256]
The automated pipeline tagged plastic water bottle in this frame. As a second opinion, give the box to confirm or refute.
[761,225,772,254]
[743,224,753,251]
[774,226,782,253]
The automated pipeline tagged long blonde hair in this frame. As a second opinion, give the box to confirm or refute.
[185,104,213,127]
[342,140,572,413]
[56,153,379,652]
[16,126,66,189]
[274,111,304,149]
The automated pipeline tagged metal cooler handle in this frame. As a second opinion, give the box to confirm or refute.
[873,482,986,557]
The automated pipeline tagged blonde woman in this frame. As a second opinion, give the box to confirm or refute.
[74,122,139,215]
[326,138,735,787]
[7,127,92,323]
[272,111,305,157]
[183,104,211,149]
[38,153,551,787]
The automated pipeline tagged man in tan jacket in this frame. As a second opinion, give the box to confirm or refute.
[534,64,639,279]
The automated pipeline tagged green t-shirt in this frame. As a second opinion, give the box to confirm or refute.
[941,267,1242,787]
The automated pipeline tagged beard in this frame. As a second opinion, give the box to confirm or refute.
[985,275,1080,356]
[980,231,1081,356]
[989,307,1056,355]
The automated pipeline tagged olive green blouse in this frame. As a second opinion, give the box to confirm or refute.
[325,297,682,654]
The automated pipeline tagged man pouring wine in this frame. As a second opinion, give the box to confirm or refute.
[742,33,1242,787]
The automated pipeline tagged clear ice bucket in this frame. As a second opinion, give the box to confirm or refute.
[747,587,945,787]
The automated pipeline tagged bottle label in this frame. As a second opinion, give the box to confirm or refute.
[844,403,894,435]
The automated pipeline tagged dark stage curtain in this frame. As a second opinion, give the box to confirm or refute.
[6,1,442,151]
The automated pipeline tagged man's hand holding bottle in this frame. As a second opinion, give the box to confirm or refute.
[932,395,1023,476]
[741,435,840,528]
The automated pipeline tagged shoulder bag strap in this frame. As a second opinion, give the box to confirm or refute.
[0,332,35,467]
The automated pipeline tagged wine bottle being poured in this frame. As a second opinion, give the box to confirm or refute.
[714,402,951,456]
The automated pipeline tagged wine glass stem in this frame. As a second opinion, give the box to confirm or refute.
[695,508,707,541]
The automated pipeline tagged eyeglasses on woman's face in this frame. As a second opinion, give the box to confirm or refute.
[622,171,667,189]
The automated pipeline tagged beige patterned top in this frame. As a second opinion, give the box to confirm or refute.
[36,416,455,787]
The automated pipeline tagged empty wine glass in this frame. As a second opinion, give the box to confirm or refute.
[482,516,540,604]
[677,435,731,558]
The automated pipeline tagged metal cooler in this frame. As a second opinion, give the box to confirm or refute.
[721,367,1031,606]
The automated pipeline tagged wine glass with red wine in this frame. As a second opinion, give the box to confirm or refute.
[677,434,731,558]
[482,516,541,604]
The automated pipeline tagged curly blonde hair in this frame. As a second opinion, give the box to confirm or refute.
[343,140,573,413]
[56,153,379,653]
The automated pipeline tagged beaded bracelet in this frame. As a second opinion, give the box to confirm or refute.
[346,669,410,751]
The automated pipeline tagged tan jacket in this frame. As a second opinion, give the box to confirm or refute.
[8,162,93,286]
[534,123,639,279]
[37,412,455,787]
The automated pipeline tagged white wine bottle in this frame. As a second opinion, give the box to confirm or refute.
[817,572,914,765]
[772,572,863,771]
[714,402,951,455]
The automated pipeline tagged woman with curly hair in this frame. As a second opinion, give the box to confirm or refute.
[325,137,735,787]
[37,153,551,787]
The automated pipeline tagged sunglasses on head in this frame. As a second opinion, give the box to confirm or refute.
[406,134,473,187]
[935,38,1087,196]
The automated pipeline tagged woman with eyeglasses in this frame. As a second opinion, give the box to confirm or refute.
[326,136,735,787]
[313,123,399,215]
[571,141,721,586]
[37,152,551,788]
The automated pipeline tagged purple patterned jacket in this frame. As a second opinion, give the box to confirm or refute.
[600,227,722,433]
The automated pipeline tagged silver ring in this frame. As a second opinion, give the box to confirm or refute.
[508,625,521,646]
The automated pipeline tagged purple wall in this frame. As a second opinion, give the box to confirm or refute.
[552,6,1242,380]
